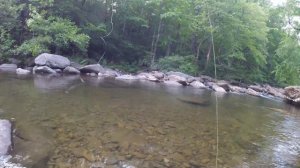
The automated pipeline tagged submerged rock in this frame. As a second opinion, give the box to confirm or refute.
[35,53,71,69]
[0,64,17,72]
[80,64,105,74]
[284,86,300,105]
[16,68,31,75]
[177,97,210,106]
[0,120,11,156]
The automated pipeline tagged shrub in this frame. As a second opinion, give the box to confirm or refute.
[158,55,198,75]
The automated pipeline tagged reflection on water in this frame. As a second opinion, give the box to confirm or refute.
[0,73,299,168]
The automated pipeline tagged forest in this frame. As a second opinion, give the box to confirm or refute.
[0,0,300,86]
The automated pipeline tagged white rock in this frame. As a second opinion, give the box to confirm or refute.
[190,81,206,89]
[16,68,31,75]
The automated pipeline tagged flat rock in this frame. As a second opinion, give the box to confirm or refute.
[116,75,139,80]
[63,66,80,75]
[35,53,71,69]
[98,68,119,78]
[0,64,17,72]
[0,120,11,156]
[16,68,31,75]
[80,64,105,74]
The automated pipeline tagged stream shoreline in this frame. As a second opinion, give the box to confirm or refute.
[0,53,298,105]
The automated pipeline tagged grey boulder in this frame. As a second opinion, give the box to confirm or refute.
[33,66,57,74]
[35,53,71,69]
[284,86,300,105]
[63,66,80,75]
[80,64,104,74]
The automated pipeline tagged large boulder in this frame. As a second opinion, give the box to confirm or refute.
[167,75,187,86]
[0,64,17,72]
[211,84,227,93]
[80,64,104,74]
[284,86,300,104]
[216,80,231,91]
[35,53,71,69]
[190,81,206,89]
[152,71,164,79]
[0,120,11,156]
[33,66,57,74]
[63,66,80,75]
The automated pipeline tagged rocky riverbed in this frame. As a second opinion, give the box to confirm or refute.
[0,68,300,168]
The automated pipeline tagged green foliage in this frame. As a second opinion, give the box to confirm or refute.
[18,11,90,57]
[158,55,198,75]
[0,27,15,59]
[109,62,139,74]
[274,36,300,85]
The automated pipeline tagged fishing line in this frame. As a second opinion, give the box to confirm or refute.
[208,11,219,168]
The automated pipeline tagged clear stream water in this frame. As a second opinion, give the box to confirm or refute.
[0,73,299,168]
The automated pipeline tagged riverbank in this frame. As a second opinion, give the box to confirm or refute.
[0,53,296,104]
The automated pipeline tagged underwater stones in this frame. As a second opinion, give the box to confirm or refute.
[0,120,11,156]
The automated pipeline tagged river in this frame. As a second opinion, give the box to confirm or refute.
[0,73,299,168]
